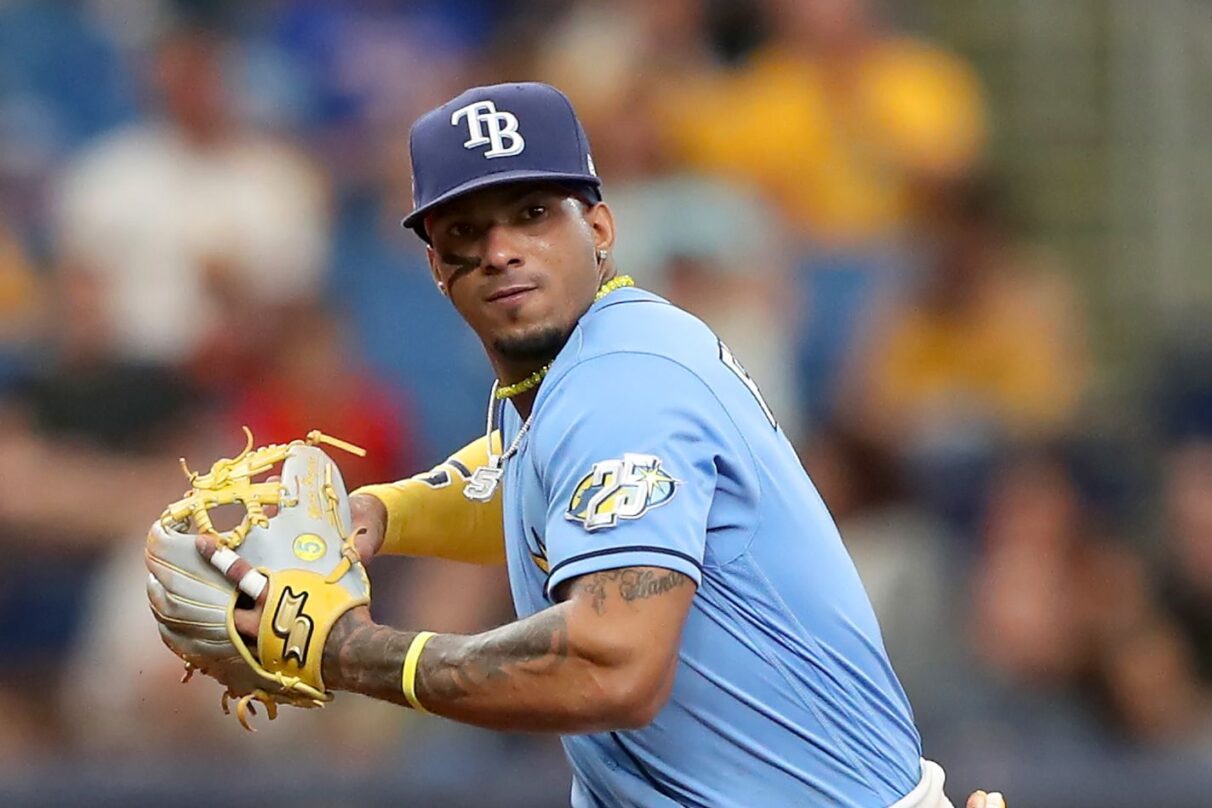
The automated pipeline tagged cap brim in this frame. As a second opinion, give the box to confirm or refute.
[401,169,602,236]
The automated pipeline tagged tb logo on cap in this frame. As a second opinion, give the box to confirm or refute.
[451,100,525,159]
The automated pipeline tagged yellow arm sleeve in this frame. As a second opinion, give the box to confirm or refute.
[352,432,505,565]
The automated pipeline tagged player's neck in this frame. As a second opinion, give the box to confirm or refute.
[506,387,540,420]
[490,356,551,419]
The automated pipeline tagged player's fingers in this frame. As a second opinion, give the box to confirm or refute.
[967,791,1005,808]
[195,533,268,604]
[233,605,262,639]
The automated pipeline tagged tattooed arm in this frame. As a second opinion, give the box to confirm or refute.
[320,566,695,732]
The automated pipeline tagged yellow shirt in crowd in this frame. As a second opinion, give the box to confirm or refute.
[662,37,986,245]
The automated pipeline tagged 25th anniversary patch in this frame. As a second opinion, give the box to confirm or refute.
[565,453,678,531]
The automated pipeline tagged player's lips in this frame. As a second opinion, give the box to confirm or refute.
[485,284,538,304]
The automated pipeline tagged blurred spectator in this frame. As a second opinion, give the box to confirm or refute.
[53,24,329,376]
[841,178,1087,523]
[655,0,988,427]
[15,268,195,454]
[0,2,136,238]
[1153,325,1212,694]
[533,0,724,134]
[1160,440,1212,683]
[0,261,204,759]
[664,0,986,243]
[970,450,1208,745]
[0,264,197,546]
[224,304,417,489]
[264,0,493,190]
[0,220,44,386]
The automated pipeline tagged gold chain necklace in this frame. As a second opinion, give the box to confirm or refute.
[494,275,634,400]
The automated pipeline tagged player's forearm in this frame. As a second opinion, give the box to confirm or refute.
[321,606,664,733]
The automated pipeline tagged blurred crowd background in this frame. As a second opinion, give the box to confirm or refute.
[0,0,1209,805]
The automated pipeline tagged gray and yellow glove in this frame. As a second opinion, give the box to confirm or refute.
[145,428,370,730]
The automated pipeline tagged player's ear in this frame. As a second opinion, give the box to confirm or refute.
[426,246,449,298]
[587,202,615,281]
[587,201,616,255]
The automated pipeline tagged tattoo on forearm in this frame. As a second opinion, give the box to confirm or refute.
[574,568,690,616]
[323,608,572,709]
[322,610,413,699]
[322,567,688,714]
[417,610,571,703]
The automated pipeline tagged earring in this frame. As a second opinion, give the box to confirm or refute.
[596,249,608,264]
[437,281,448,296]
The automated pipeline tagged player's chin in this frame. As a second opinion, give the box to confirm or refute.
[492,321,569,364]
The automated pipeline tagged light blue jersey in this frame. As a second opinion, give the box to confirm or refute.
[500,288,922,807]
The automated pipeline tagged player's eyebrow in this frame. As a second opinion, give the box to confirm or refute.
[438,184,564,222]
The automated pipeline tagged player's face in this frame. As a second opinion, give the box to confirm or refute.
[425,183,613,367]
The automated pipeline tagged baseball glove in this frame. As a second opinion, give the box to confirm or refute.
[145,427,370,730]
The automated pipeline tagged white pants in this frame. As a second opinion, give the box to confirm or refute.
[888,759,954,808]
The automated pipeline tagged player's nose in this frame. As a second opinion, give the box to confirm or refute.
[481,223,525,274]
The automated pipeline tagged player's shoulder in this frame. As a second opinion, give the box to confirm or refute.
[577,286,716,363]
[540,287,721,406]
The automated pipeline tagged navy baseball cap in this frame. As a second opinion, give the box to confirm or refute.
[402,82,602,240]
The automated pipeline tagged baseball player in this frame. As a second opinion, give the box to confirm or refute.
[197,83,1003,808]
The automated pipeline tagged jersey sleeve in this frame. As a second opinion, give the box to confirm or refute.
[535,352,725,599]
[353,432,505,565]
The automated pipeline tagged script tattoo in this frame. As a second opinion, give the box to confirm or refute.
[572,567,690,616]
[417,610,570,703]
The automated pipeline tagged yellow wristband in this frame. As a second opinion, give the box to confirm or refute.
[402,631,437,714]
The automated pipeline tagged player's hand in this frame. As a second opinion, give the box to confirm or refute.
[349,492,387,563]
[966,791,1006,808]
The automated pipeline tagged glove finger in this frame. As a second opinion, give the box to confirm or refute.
[146,575,229,640]
[146,520,232,597]
[157,623,241,668]
[195,533,268,604]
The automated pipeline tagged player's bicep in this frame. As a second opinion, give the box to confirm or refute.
[556,566,696,703]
